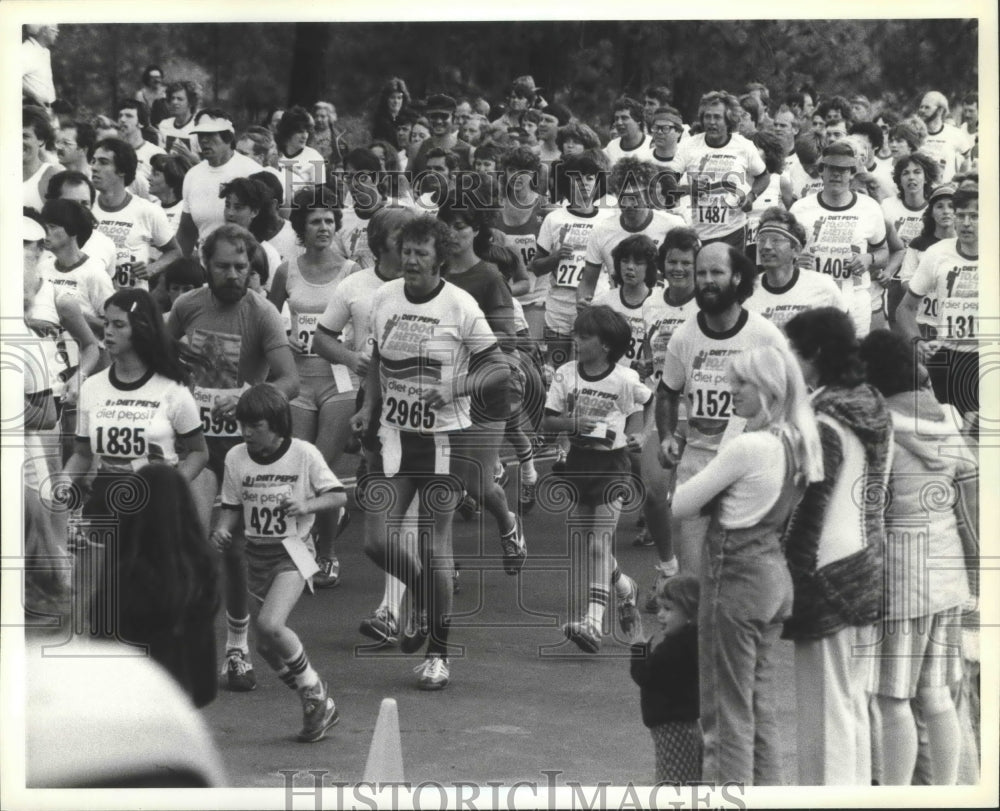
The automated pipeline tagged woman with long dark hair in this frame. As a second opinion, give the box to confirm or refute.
[90,464,219,707]
[59,288,208,522]
[371,77,411,145]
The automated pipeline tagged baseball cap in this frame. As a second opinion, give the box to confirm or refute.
[927,183,956,205]
[820,140,858,168]
[191,113,235,135]
[24,216,46,242]
[425,94,457,114]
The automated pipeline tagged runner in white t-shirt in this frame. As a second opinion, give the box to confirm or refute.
[176,111,262,254]
[897,186,979,418]
[531,152,615,370]
[39,199,115,333]
[352,216,505,690]
[604,97,656,165]
[90,138,180,291]
[745,207,847,331]
[45,171,118,277]
[314,207,419,647]
[789,141,888,338]
[674,91,769,250]
[655,243,787,574]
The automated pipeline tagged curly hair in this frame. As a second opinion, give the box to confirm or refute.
[697,91,743,132]
[609,156,658,199]
[396,215,458,269]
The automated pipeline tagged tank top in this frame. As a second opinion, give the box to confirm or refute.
[285,253,356,377]
[497,197,550,307]
[23,162,51,212]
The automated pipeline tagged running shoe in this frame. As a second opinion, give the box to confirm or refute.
[297,680,339,742]
[359,607,399,645]
[457,491,480,521]
[632,529,655,547]
[551,446,568,473]
[314,555,341,589]
[414,656,450,690]
[519,480,537,513]
[617,575,642,641]
[563,618,602,653]
[224,648,257,692]
[400,607,429,654]
[499,517,527,575]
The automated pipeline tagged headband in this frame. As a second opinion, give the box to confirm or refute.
[756,222,802,249]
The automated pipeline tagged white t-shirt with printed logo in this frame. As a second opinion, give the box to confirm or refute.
[537,206,614,334]
[584,210,686,277]
[745,267,847,331]
[370,278,497,433]
[38,253,115,320]
[76,365,201,470]
[790,191,887,293]
[921,124,974,183]
[93,194,174,290]
[593,286,652,368]
[643,288,699,387]
[221,437,342,546]
[661,309,786,451]
[881,196,927,273]
[545,361,652,451]
[907,238,978,353]
[674,132,767,240]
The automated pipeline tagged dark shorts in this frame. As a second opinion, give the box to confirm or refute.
[206,436,242,482]
[82,467,152,520]
[245,538,312,603]
[555,445,634,506]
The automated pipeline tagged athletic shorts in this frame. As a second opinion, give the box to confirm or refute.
[873,605,964,699]
[206,436,242,482]
[245,538,313,603]
[556,445,633,506]
[289,373,349,412]
[82,467,152,520]
[379,426,462,492]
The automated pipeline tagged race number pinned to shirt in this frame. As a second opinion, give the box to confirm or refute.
[552,223,593,289]
[295,312,319,356]
[940,264,979,342]
[193,386,244,438]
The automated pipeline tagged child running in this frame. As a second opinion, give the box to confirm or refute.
[630,573,702,784]
[543,305,651,652]
[670,344,823,784]
[212,384,347,742]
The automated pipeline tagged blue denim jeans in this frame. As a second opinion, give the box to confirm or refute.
[699,542,793,785]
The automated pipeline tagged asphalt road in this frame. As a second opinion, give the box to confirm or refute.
[200,454,800,788]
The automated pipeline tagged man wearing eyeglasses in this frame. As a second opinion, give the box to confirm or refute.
[648,107,686,213]
[408,94,472,175]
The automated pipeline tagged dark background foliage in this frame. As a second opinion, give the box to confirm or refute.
[50,19,978,142]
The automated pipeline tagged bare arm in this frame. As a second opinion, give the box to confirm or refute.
[264,344,300,401]
[575,261,603,307]
[175,431,208,484]
[177,212,198,257]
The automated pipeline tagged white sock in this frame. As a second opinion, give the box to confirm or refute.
[226,612,250,653]
[521,459,538,482]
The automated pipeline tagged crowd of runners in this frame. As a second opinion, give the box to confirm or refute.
[21,23,982,787]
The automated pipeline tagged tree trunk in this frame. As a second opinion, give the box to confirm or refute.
[288,23,328,107]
